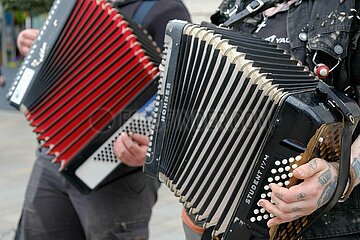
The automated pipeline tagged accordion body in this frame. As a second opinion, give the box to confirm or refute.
[145,20,360,239]
[7,0,161,193]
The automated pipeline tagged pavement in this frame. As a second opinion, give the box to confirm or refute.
[0,1,220,239]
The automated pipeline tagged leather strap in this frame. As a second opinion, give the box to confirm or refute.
[222,0,287,27]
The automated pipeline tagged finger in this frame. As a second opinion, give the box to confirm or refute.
[258,199,285,224]
[119,144,145,167]
[121,132,143,157]
[20,38,35,47]
[269,183,309,203]
[293,158,327,179]
[130,133,149,145]
[23,29,39,39]
[258,199,303,227]
[266,216,296,228]
[113,135,127,160]
[271,191,314,215]
[19,47,31,56]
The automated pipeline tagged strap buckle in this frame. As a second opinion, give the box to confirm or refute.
[246,0,265,13]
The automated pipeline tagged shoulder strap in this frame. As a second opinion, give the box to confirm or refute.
[132,0,158,25]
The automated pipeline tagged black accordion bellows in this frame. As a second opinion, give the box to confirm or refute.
[144,20,360,240]
[7,0,161,193]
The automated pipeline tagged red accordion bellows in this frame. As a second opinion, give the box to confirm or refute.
[8,0,160,168]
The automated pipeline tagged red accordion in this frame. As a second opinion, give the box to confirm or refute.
[7,0,161,193]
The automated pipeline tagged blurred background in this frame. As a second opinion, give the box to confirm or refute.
[0,0,220,239]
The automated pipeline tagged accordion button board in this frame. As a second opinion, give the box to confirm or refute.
[144,20,360,240]
[7,0,161,193]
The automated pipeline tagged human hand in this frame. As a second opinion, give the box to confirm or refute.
[17,29,39,56]
[113,132,149,167]
[0,75,4,87]
[258,158,339,228]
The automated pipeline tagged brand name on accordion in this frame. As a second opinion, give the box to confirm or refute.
[245,154,269,205]
[160,83,171,122]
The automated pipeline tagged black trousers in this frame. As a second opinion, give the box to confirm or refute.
[15,148,160,240]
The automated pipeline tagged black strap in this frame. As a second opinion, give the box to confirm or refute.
[222,0,287,27]
[132,0,158,25]
[110,0,141,8]
[293,82,355,239]
[316,81,356,124]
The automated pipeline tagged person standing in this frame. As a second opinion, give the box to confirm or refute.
[15,1,191,239]
[182,0,360,239]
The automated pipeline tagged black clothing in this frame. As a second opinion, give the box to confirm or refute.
[229,0,360,239]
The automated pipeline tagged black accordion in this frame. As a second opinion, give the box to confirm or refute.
[144,20,360,239]
[7,0,161,193]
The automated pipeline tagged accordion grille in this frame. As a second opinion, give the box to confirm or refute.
[270,124,343,240]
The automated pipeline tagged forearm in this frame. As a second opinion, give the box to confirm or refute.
[350,134,360,187]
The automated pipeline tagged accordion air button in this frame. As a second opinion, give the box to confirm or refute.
[319,137,324,143]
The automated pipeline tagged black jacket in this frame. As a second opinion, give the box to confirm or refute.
[228,0,360,238]
[112,0,191,48]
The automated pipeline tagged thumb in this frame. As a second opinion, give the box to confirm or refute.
[130,133,149,145]
[293,158,326,179]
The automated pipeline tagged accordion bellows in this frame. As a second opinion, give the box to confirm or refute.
[145,20,360,239]
[7,0,161,192]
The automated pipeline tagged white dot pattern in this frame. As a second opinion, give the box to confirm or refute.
[248,155,304,223]
[93,117,151,163]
